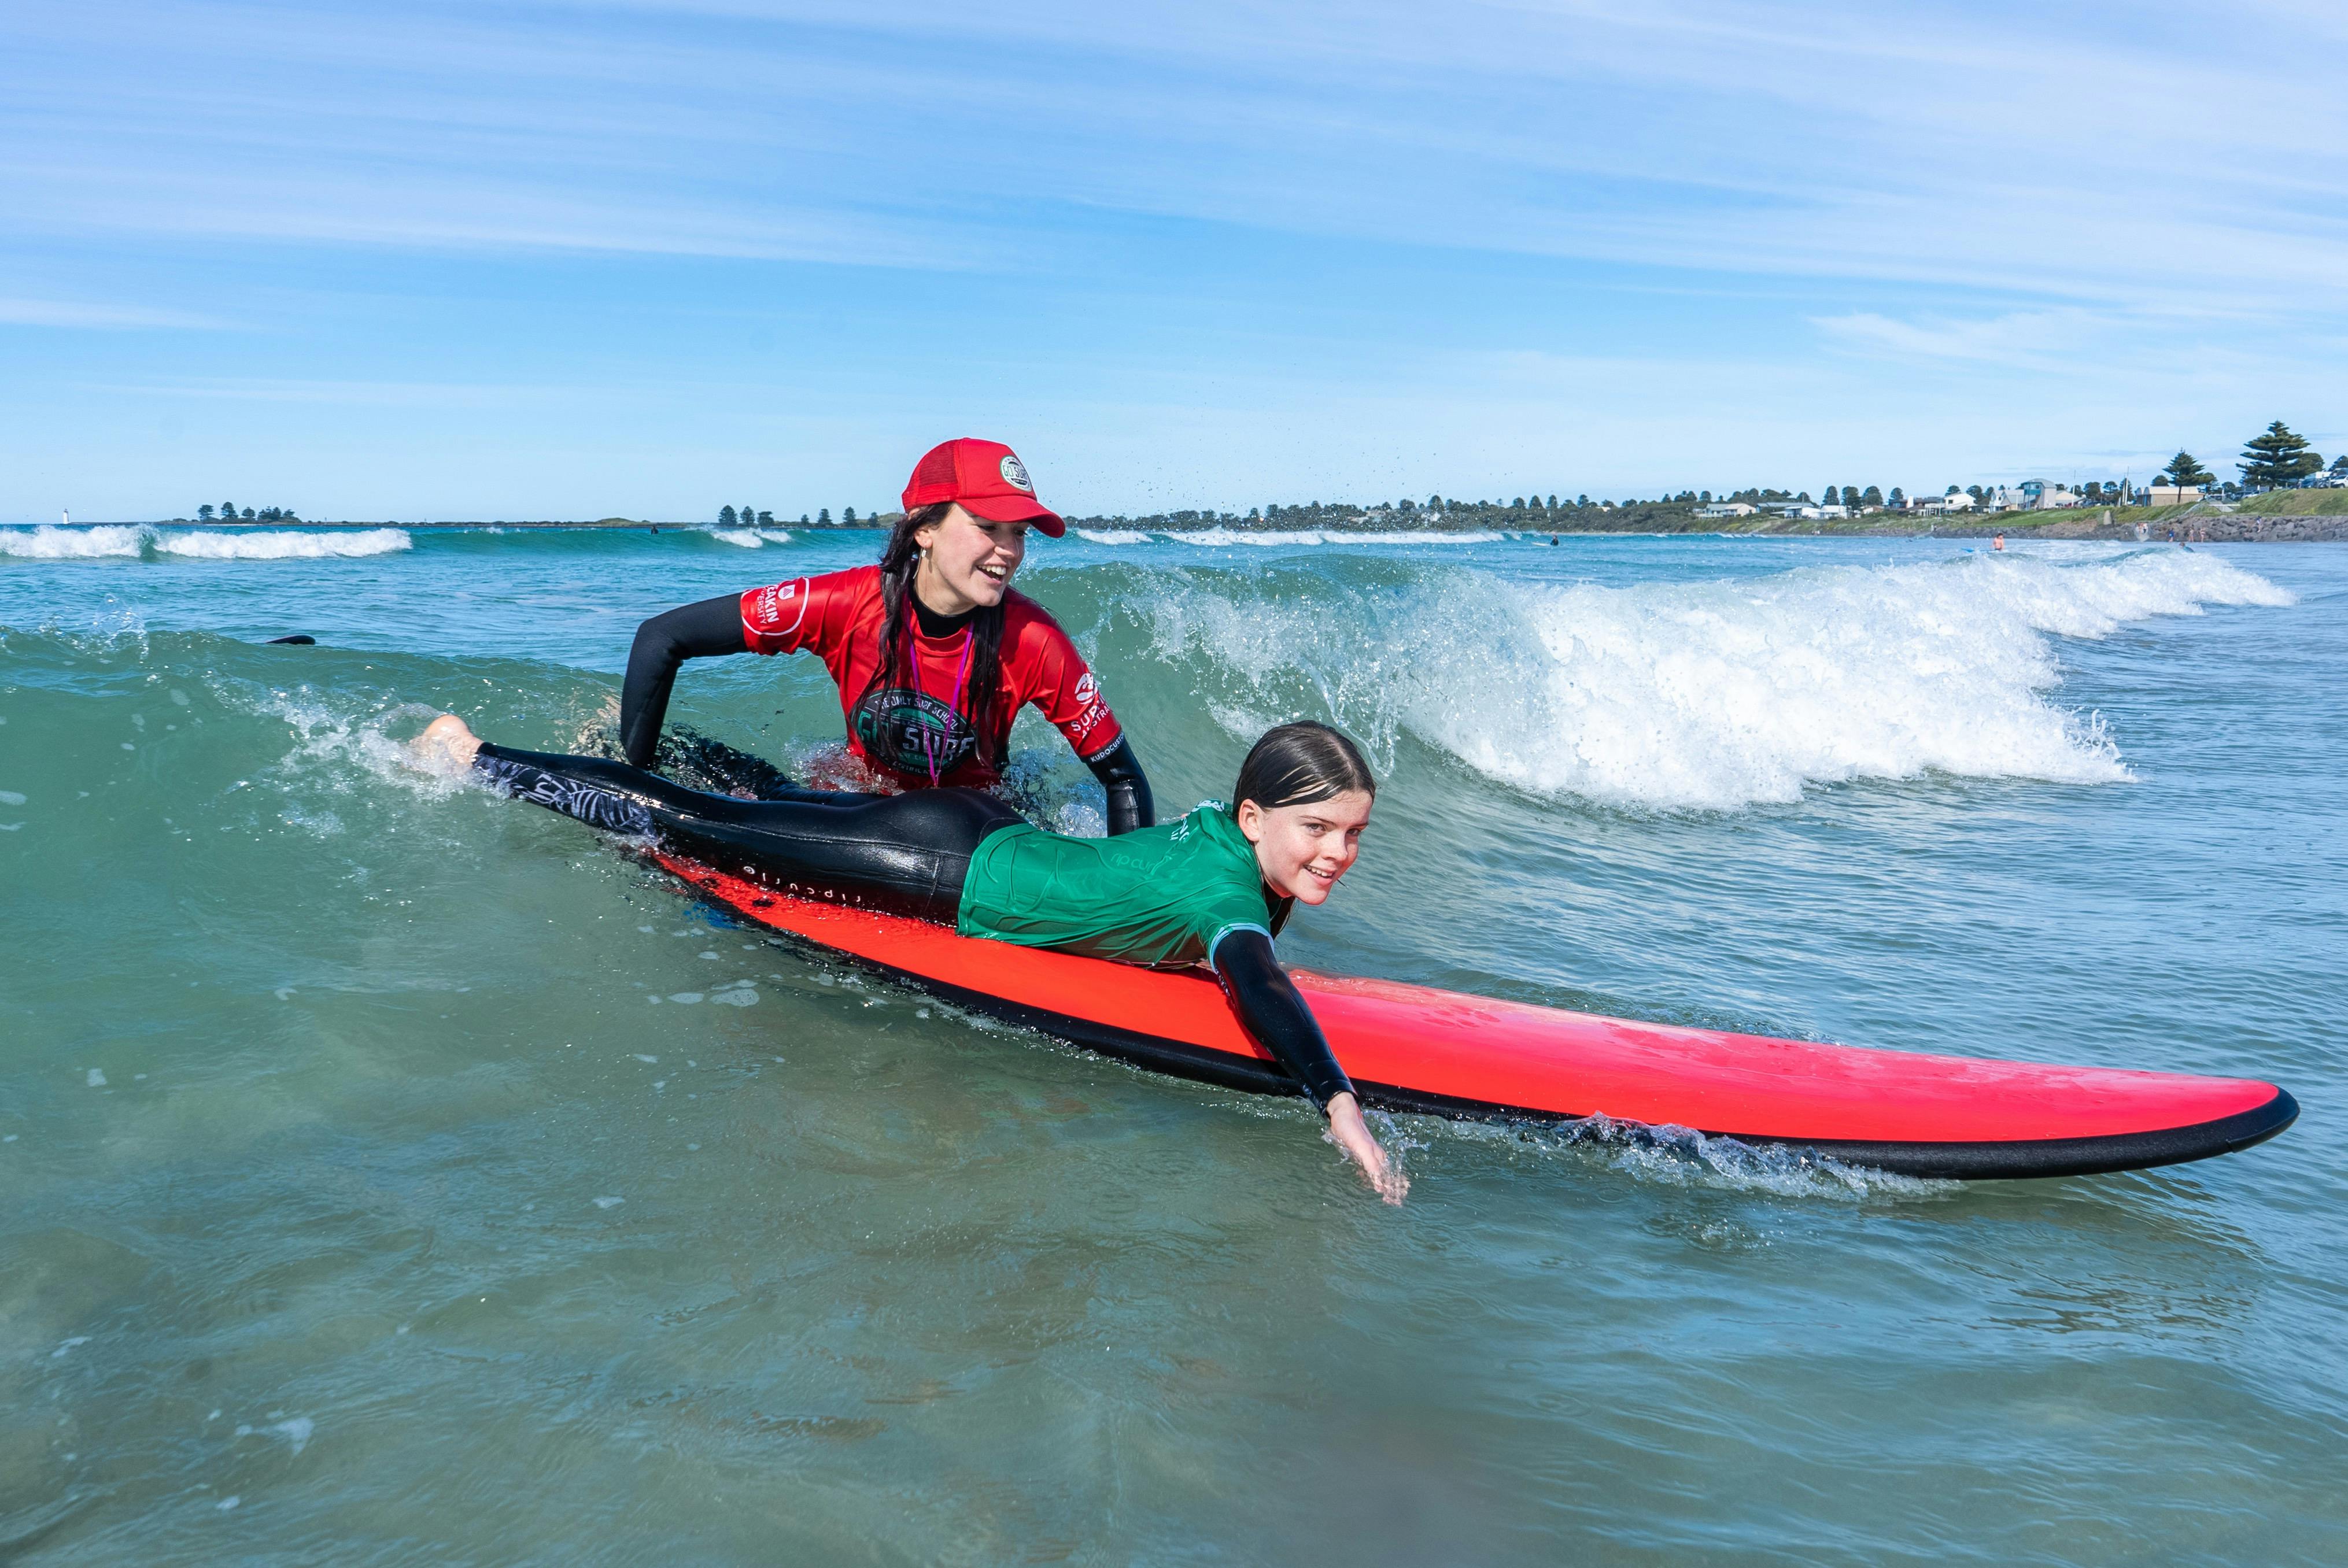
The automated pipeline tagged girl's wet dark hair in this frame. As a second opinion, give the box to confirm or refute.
[865,503,1009,770]
[1234,722,1376,811]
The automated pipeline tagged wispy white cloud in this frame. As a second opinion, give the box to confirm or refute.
[8,0,2346,307]
[0,297,236,330]
[1811,309,2116,366]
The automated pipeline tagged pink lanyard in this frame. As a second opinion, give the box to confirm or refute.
[915,627,976,787]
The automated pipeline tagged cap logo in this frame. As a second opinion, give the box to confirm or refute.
[999,454,1032,491]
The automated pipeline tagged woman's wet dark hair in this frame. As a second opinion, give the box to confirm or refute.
[864,503,1009,769]
[1234,722,1376,811]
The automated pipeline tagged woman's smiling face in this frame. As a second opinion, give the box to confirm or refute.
[1236,790,1374,905]
[914,504,1028,615]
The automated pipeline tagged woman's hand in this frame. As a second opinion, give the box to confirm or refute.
[1324,1093,1408,1204]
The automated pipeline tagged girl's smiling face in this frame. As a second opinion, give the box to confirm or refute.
[1236,790,1374,905]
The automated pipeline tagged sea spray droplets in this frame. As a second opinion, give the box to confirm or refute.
[1151,549,2294,811]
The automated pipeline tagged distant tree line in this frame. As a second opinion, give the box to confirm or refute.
[197,501,300,522]
[704,418,2335,539]
[2147,421,2332,497]
[717,505,897,527]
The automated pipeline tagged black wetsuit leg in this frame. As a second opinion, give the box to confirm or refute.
[474,743,1025,922]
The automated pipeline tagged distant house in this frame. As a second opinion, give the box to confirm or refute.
[1772,504,1826,520]
[1939,491,1976,513]
[1816,504,1849,519]
[2017,480,2082,509]
[2146,485,2203,505]
[1693,502,1755,519]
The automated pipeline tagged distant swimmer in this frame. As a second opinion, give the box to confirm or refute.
[1992,532,2006,551]
[416,715,1403,1201]
[1549,534,1559,546]
[621,438,1154,833]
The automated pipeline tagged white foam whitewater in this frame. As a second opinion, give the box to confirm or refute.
[0,526,412,560]
[1075,527,1506,547]
[1155,549,2294,811]
[1157,527,1505,548]
[710,528,795,548]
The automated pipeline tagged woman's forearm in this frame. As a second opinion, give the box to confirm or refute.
[1084,736,1156,835]
[619,594,749,766]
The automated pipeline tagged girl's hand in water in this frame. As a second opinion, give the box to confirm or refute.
[1325,1093,1408,1204]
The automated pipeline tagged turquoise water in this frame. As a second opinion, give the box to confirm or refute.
[3,524,2342,1563]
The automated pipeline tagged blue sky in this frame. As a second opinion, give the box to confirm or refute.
[4,0,2344,522]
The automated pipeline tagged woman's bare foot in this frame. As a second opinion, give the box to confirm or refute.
[1326,1093,1409,1205]
[413,713,483,771]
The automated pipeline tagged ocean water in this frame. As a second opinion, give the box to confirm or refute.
[2,524,2342,1564]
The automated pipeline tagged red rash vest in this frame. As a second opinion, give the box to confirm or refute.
[739,565,1123,789]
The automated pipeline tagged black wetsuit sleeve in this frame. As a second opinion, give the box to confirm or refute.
[620,594,748,767]
[1211,928,1354,1111]
[1084,736,1155,835]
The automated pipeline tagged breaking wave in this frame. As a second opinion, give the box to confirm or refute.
[1147,548,2294,811]
[1074,528,1507,548]
[0,526,412,560]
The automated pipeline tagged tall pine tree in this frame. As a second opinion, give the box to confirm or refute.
[2159,450,2214,488]
[2238,421,2319,487]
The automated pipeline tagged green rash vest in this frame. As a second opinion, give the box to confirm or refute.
[955,801,1290,970]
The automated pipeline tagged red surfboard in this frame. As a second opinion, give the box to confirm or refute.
[653,850,2295,1180]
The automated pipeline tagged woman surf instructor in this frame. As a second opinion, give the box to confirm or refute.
[623,438,1155,833]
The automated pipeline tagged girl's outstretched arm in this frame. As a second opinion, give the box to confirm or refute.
[1212,929,1406,1203]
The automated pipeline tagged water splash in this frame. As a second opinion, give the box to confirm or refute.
[1435,1114,1959,1201]
[1149,549,2294,811]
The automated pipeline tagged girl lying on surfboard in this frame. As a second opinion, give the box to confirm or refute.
[415,715,1406,1202]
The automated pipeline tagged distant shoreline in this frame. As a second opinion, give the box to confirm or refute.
[57,494,2348,543]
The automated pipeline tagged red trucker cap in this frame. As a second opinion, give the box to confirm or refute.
[900,438,1065,537]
